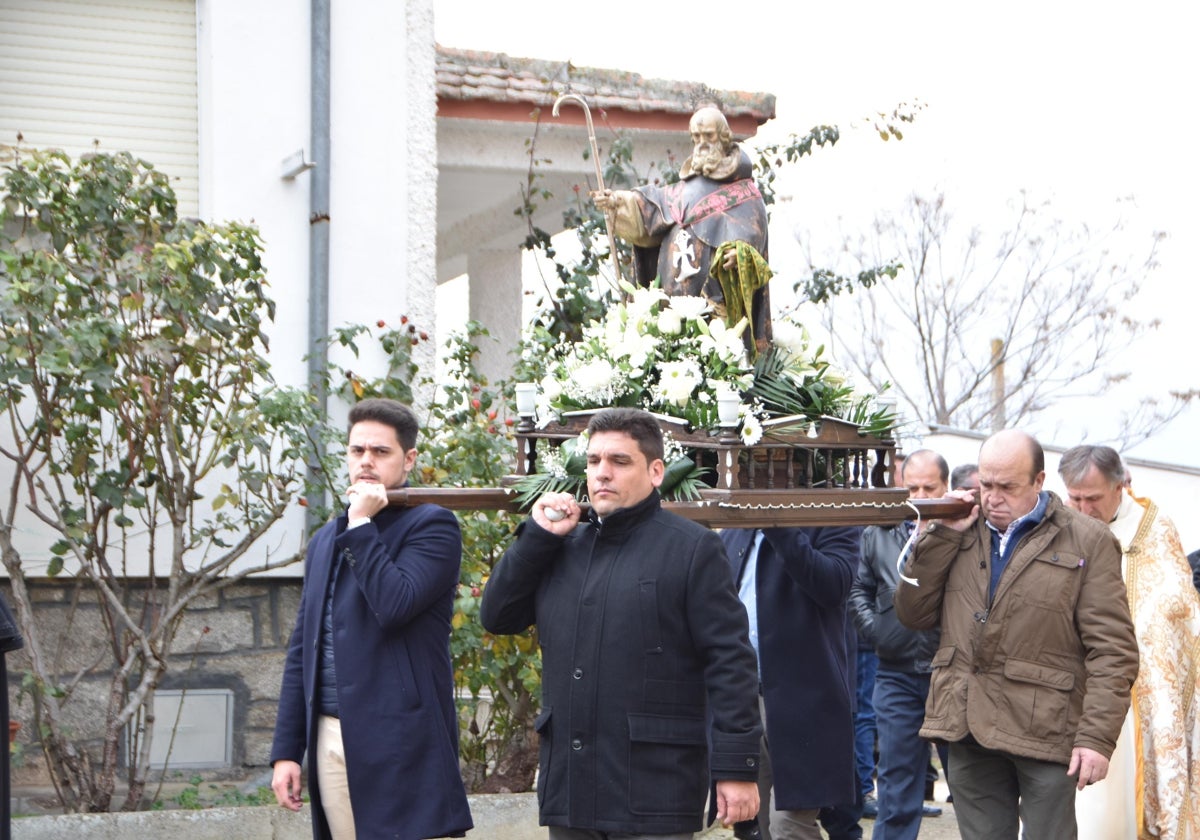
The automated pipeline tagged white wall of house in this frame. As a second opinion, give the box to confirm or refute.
[197,0,438,395]
[196,0,438,575]
[0,0,440,577]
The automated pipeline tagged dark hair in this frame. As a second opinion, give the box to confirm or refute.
[347,398,419,450]
[901,449,949,484]
[585,408,665,463]
[1029,437,1045,478]
[950,463,979,490]
[1058,444,1125,487]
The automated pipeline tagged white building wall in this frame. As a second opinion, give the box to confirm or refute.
[197,0,437,395]
[0,1,438,577]
[194,1,437,576]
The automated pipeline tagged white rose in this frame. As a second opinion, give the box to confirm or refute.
[656,308,683,336]
[539,375,563,401]
[574,359,615,394]
[772,318,810,357]
[668,295,710,320]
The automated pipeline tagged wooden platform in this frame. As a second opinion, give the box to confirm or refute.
[384,413,974,527]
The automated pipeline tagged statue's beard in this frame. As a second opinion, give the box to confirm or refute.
[692,145,726,176]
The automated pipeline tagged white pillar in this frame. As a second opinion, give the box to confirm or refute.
[467,248,523,386]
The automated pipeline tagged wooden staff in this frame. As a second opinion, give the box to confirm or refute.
[552,92,623,288]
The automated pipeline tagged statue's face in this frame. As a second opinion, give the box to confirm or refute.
[689,108,731,175]
[690,111,724,156]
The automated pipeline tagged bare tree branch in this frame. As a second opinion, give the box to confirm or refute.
[806,191,1190,442]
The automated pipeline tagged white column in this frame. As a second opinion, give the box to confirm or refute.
[467,249,524,386]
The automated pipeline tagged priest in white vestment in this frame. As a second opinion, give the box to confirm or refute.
[1059,445,1200,840]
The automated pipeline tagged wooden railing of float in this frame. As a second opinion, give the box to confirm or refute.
[384,414,976,528]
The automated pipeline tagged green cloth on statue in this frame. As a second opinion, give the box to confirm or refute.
[711,240,772,355]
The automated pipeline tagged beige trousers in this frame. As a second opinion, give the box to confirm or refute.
[316,715,356,840]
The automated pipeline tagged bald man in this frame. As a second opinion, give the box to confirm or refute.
[894,430,1138,840]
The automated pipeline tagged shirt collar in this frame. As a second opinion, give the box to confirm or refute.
[987,491,1050,555]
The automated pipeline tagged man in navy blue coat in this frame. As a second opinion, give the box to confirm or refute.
[271,398,472,840]
[721,526,861,840]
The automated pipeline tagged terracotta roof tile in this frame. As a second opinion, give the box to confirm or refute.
[435,45,775,125]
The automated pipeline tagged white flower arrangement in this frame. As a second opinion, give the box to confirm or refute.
[523,280,896,448]
[531,280,764,436]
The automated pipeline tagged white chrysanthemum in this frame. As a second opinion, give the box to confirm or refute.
[668,295,710,320]
[655,359,702,406]
[740,414,764,446]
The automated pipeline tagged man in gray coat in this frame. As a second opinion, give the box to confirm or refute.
[849,449,948,840]
[894,429,1138,840]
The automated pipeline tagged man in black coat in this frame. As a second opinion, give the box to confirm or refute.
[720,525,861,840]
[481,408,762,839]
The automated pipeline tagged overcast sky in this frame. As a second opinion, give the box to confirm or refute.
[434,0,1199,467]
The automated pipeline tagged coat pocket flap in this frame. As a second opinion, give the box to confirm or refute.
[878,588,896,613]
[627,713,707,745]
[533,707,552,733]
[930,645,956,668]
[1032,551,1084,570]
[1004,658,1075,690]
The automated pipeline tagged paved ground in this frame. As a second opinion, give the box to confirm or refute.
[699,803,960,839]
[699,779,960,840]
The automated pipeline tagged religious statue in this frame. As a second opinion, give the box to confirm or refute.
[592,105,772,352]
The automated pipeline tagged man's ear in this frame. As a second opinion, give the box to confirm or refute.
[649,458,665,488]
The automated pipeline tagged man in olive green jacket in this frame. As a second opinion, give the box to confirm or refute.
[895,430,1138,840]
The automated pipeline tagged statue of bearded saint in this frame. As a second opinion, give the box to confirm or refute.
[592,104,772,352]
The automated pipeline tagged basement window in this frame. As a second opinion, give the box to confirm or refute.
[139,688,234,769]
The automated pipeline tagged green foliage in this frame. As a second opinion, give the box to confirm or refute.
[747,345,897,437]
[150,774,277,810]
[752,125,840,208]
[0,147,322,812]
[509,431,710,507]
[796,263,903,306]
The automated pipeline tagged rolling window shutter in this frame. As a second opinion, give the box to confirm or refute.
[0,0,199,214]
